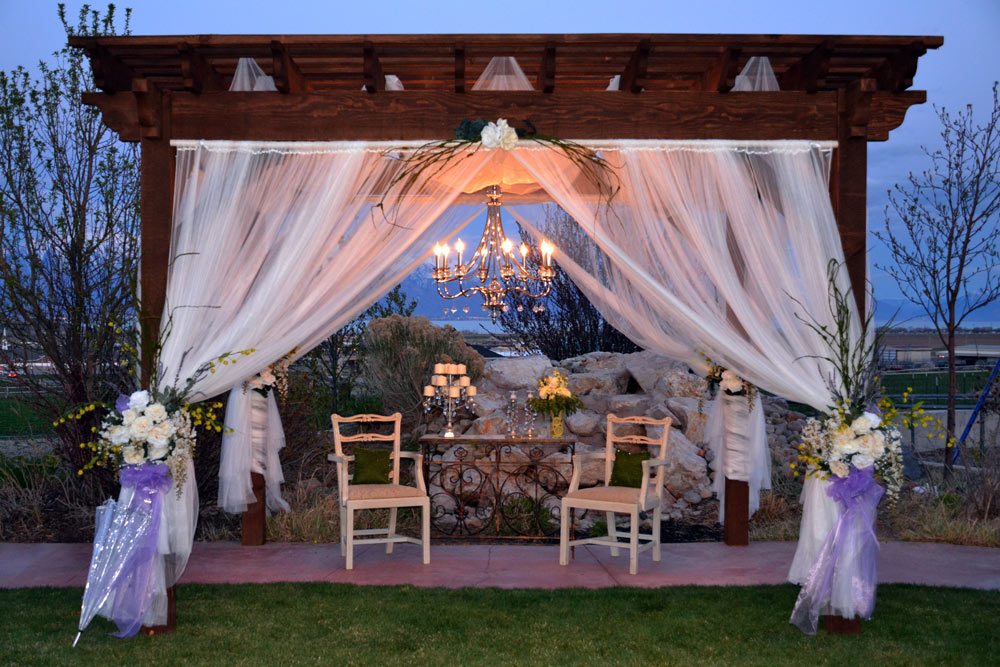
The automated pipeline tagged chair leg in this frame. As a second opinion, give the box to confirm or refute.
[339,505,346,557]
[653,505,662,563]
[345,507,355,571]
[386,508,398,555]
[421,501,431,565]
[559,502,571,566]
[629,510,639,575]
[606,511,620,557]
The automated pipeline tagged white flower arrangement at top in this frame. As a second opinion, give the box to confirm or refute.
[702,355,757,410]
[243,348,297,401]
[795,410,904,502]
[478,118,519,150]
[99,390,198,492]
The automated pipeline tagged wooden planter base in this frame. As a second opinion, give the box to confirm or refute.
[140,585,176,635]
[823,614,863,635]
[241,472,267,546]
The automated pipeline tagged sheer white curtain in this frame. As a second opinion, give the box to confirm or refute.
[159,141,490,567]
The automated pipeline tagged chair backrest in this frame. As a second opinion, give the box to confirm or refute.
[603,413,672,486]
[332,413,403,484]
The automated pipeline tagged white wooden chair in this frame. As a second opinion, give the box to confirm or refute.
[328,412,430,570]
[559,413,672,575]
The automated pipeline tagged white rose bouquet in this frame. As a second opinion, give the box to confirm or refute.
[528,369,581,418]
[795,409,904,502]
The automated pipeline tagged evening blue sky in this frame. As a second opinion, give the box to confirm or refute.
[1,0,998,312]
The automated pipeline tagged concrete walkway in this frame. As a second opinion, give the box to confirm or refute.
[2,541,998,590]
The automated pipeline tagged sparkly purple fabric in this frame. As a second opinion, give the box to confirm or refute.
[790,466,884,634]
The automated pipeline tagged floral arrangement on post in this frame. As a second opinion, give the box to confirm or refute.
[64,349,252,493]
[243,348,297,401]
[788,259,902,635]
[528,370,581,438]
[701,355,757,411]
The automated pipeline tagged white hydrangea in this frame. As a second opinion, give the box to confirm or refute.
[128,390,150,411]
[481,118,518,150]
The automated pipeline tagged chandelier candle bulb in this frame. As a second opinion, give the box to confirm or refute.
[455,238,465,267]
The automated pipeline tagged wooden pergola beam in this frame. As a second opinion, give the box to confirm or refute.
[363,41,384,93]
[177,42,223,93]
[702,47,742,92]
[454,45,465,93]
[619,39,651,93]
[538,43,557,93]
[270,40,305,93]
[780,41,831,93]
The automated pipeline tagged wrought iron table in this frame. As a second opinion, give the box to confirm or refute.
[419,435,576,540]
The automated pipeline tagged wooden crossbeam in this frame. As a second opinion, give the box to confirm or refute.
[454,45,465,93]
[841,78,877,138]
[364,41,385,93]
[270,40,305,93]
[538,43,557,93]
[780,41,831,93]
[177,42,222,94]
[131,79,162,139]
[703,47,742,92]
[86,46,133,91]
[619,39,651,93]
[870,42,925,92]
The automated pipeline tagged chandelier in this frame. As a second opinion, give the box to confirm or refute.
[432,185,555,322]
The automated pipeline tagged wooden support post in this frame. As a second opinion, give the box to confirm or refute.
[723,478,750,546]
[823,614,863,635]
[141,585,176,635]
[830,85,871,317]
[241,472,267,546]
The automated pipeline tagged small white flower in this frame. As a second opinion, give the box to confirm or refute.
[107,424,130,446]
[129,415,154,440]
[121,409,138,426]
[128,390,150,411]
[145,403,168,423]
[853,453,875,469]
[480,122,501,149]
[122,445,145,465]
[829,460,850,478]
[497,119,518,150]
[720,369,743,393]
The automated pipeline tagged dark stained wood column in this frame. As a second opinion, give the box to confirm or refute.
[138,93,176,385]
[830,83,872,318]
[724,478,750,546]
[241,472,267,546]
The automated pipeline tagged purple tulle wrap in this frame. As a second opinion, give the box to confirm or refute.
[115,393,130,413]
[108,463,172,637]
[790,466,884,634]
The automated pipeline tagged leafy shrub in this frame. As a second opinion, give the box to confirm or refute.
[362,316,484,426]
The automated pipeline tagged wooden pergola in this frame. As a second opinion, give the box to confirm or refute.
[74,33,940,556]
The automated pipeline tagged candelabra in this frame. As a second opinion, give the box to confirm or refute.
[423,362,477,438]
[503,390,539,439]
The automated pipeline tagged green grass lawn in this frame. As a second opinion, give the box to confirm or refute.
[1,584,998,666]
[0,397,51,437]
[881,369,992,399]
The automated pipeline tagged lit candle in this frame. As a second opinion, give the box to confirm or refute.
[432,243,441,268]
[448,363,459,375]
[442,243,450,270]
[434,363,445,374]
[455,238,465,267]
[520,242,529,259]
[459,375,471,387]
[449,386,461,398]
[423,385,435,397]
[456,363,466,375]
[466,386,477,397]
[501,238,513,255]
[433,375,447,387]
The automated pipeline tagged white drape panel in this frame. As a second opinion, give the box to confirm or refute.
[160,141,490,563]
[219,390,290,514]
[472,56,533,91]
[509,143,856,412]
[705,395,770,523]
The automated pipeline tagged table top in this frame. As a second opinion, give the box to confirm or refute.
[419,434,576,446]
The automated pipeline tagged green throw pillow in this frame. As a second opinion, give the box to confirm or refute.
[609,449,650,488]
[353,447,392,485]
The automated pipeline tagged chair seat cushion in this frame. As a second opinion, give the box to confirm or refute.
[566,485,641,505]
[348,483,425,502]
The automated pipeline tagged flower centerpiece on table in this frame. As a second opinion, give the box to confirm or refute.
[528,369,581,438]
